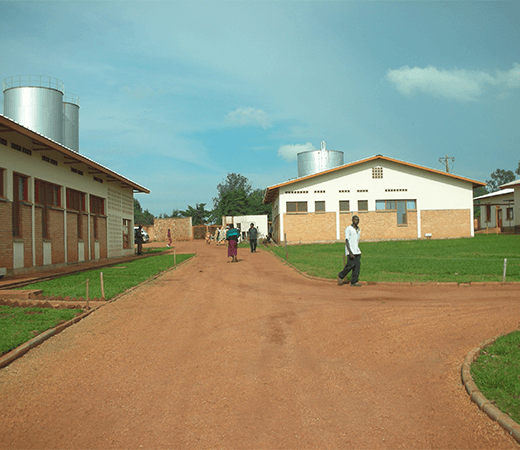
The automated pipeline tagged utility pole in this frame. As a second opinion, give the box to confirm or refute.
[439,154,455,173]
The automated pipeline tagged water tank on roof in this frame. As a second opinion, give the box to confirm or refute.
[3,75,65,144]
[63,93,80,152]
[297,141,344,178]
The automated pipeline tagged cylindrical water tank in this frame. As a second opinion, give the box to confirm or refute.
[297,149,344,178]
[3,75,65,144]
[63,93,80,152]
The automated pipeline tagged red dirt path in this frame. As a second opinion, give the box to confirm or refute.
[1,240,519,449]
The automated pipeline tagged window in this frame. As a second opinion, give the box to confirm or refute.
[123,219,131,249]
[35,180,61,238]
[397,201,407,225]
[315,201,325,213]
[358,200,368,211]
[286,201,307,213]
[13,173,28,237]
[90,195,105,215]
[0,137,7,146]
[486,205,491,222]
[507,208,514,221]
[0,168,4,198]
[372,166,383,179]
[339,200,350,212]
[66,189,86,212]
[376,199,417,226]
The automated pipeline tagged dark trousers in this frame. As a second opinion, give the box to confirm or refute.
[249,239,257,252]
[338,254,361,284]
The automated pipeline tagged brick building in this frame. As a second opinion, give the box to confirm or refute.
[263,155,485,244]
[0,114,149,276]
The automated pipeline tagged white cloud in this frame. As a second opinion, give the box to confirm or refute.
[386,64,520,101]
[224,107,272,129]
[277,142,316,162]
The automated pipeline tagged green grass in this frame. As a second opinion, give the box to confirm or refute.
[471,331,520,423]
[0,306,82,356]
[267,234,520,282]
[17,252,195,300]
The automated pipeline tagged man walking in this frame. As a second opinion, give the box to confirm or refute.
[338,215,362,287]
[247,223,258,253]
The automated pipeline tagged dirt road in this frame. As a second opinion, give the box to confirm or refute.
[1,240,519,449]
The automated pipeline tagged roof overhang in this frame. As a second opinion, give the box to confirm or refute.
[263,155,486,204]
[0,114,150,193]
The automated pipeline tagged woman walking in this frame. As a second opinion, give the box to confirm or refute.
[167,229,172,247]
[226,224,239,262]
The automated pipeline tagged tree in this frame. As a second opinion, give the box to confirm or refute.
[134,199,154,225]
[182,203,210,226]
[246,188,271,219]
[211,174,271,224]
[213,173,252,211]
[486,169,516,193]
[516,160,520,176]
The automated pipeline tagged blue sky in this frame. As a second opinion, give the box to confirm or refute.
[1,1,519,216]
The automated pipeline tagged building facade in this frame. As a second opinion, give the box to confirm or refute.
[263,155,485,244]
[0,114,149,276]
[474,188,515,232]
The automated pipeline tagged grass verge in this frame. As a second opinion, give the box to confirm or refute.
[267,234,520,283]
[471,331,520,423]
[17,252,195,300]
[0,306,82,356]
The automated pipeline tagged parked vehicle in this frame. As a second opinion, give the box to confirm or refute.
[134,227,150,243]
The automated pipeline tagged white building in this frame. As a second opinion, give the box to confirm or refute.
[263,155,485,243]
[474,188,515,232]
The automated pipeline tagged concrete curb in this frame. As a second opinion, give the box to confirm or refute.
[462,336,520,444]
[0,254,197,370]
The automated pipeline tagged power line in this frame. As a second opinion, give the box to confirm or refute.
[439,154,455,173]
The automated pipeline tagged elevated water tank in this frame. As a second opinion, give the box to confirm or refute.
[63,93,80,152]
[297,141,344,178]
[3,75,65,144]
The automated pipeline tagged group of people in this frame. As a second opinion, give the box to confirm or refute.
[163,217,363,285]
[221,222,258,263]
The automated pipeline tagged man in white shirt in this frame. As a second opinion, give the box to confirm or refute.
[338,215,362,287]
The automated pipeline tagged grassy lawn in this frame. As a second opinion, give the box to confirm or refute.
[0,306,82,356]
[267,234,520,283]
[0,252,195,357]
[471,331,520,423]
[17,252,195,300]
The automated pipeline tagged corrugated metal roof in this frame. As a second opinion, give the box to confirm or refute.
[0,114,150,193]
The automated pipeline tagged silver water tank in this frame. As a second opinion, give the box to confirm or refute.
[3,75,65,144]
[63,93,80,152]
[297,141,344,177]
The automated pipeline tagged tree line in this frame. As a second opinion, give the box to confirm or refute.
[474,160,520,197]
[134,173,271,226]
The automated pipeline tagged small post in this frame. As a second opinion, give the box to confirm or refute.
[100,272,105,300]
[86,278,90,310]
[284,233,288,260]
[503,258,508,283]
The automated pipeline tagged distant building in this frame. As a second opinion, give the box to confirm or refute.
[263,155,485,243]
[474,188,515,232]
[0,114,149,276]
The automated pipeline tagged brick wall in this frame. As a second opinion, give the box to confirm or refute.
[0,201,13,269]
[283,212,336,243]
[148,218,193,242]
[50,209,65,264]
[338,211,418,241]
[21,204,32,268]
[67,212,78,262]
[282,208,471,243]
[420,209,472,238]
